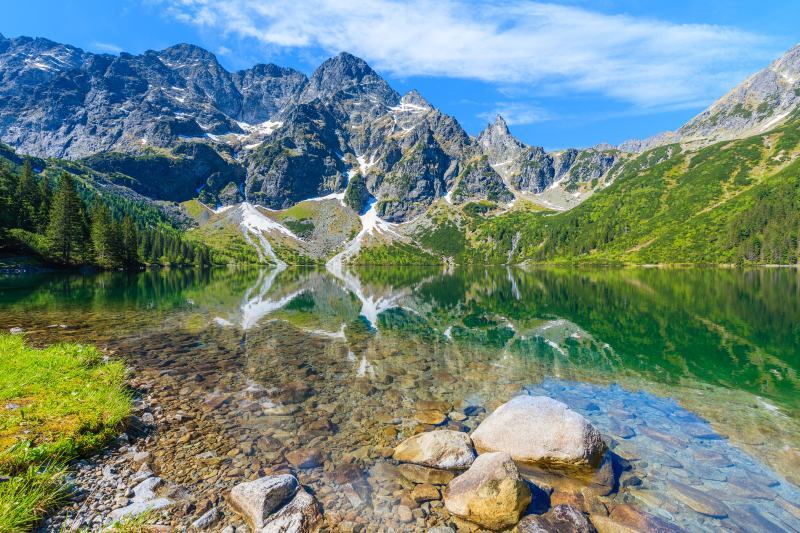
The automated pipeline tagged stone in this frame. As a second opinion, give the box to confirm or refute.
[590,515,638,533]
[444,452,531,530]
[411,483,440,503]
[416,410,448,425]
[393,430,476,469]
[228,474,299,530]
[471,396,606,468]
[132,451,151,464]
[608,504,682,532]
[398,464,456,485]
[191,507,219,530]
[261,489,323,533]
[667,481,728,518]
[518,504,596,532]
[109,477,172,521]
[286,448,326,469]
[397,505,413,523]
[9,327,23,334]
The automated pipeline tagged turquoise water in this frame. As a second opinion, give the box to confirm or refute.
[1,266,798,530]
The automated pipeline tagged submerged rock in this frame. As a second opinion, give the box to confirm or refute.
[471,396,605,468]
[398,463,456,485]
[518,504,596,532]
[444,451,531,530]
[393,430,476,469]
[667,480,729,518]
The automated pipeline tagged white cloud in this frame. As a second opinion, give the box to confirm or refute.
[90,41,123,54]
[156,0,775,108]
[479,103,553,126]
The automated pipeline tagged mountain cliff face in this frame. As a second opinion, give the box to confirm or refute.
[0,37,512,220]
[477,115,623,207]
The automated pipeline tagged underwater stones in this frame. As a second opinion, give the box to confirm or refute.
[411,483,441,503]
[444,451,531,530]
[228,474,299,530]
[415,410,448,425]
[109,476,173,521]
[393,430,476,469]
[606,504,682,533]
[518,504,596,533]
[667,481,728,518]
[398,464,456,485]
[285,448,326,469]
[471,396,606,468]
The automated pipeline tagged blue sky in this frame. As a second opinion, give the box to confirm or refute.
[2,1,798,149]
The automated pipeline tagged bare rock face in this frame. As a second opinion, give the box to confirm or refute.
[471,396,606,468]
[518,504,597,532]
[444,451,531,530]
[393,430,476,470]
[228,474,298,531]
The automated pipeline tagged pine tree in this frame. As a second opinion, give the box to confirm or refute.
[121,216,138,267]
[16,159,41,231]
[91,201,118,267]
[0,162,19,230]
[47,172,86,265]
[36,174,51,233]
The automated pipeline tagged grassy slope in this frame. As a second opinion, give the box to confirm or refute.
[467,117,800,265]
[0,335,130,531]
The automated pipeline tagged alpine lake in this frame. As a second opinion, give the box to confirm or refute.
[1,266,798,532]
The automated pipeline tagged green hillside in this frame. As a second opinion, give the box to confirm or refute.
[463,115,800,265]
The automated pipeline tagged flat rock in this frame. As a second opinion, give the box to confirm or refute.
[228,474,299,530]
[411,483,440,503]
[398,463,456,485]
[444,451,531,530]
[667,481,728,518]
[416,410,447,425]
[393,430,476,469]
[471,396,606,468]
[285,448,326,469]
[518,504,596,532]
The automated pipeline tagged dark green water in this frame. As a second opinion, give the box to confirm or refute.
[1,266,798,530]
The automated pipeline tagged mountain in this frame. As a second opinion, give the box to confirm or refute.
[622,44,800,152]
[1,34,799,267]
[0,37,513,220]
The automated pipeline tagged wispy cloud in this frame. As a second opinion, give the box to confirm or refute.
[90,41,123,54]
[156,0,775,108]
[479,103,554,126]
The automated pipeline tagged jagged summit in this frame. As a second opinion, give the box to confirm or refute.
[300,51,398,104]
[399,89,432,109]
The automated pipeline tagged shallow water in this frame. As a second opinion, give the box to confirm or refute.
[1,266,799,531]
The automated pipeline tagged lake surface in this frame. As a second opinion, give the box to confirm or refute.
[1,266,799,531]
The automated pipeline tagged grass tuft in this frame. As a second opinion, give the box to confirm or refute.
[0,334,131,531]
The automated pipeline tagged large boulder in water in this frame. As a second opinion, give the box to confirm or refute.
[228,474,298,530]
[471,396,606,468]
[393,430,476,469]
[444,452,531,530]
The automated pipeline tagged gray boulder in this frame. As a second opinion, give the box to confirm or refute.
[471,396,606,468]
[228,474,298,531]
[393,430,476,470]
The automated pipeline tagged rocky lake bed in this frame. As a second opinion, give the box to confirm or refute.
[2,266,799,531]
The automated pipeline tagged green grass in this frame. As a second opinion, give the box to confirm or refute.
[0,334,131,531]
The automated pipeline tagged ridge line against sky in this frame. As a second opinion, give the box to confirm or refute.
[2,0,799,149]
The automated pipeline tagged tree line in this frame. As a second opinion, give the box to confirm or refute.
[1,160,212,268]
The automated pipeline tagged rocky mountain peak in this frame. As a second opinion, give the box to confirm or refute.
[300,51,398,105]
[477,114,526,164]
[400,89,432,109]
[158,43,220,65]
